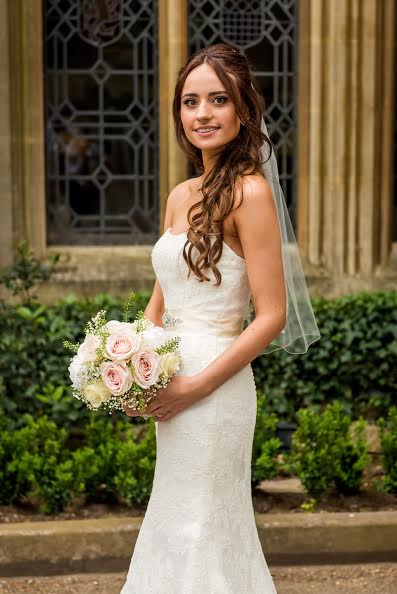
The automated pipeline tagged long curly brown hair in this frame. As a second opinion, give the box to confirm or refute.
[172,43,272,286]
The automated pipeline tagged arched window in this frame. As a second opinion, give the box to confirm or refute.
[43,0,159,245]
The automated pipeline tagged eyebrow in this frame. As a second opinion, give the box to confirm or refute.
[181,91,228,99]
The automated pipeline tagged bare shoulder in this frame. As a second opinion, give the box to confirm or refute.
[234,173,275,226]
[239,173,273,201]
[168,177,202,203]
[167,179,190,203]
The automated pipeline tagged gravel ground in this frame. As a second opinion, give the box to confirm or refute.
[0,564,396,594]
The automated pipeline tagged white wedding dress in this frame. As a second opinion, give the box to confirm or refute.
[120,227,277,593]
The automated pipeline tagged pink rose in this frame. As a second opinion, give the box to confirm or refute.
[77,334,101,363]
[100,361,133,396]
[105,329,141,361]
[131,348,161,388]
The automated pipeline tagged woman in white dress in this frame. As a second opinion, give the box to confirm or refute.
[120,43,303,593]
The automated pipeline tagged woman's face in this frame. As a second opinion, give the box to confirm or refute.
[180,63,241,158]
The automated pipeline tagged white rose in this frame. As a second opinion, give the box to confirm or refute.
[84,382,112,409]
[159,352,181,379]
[106,320,137,334]
[68,355,85,390]
[141,326,168,349]
[77,334,101,363]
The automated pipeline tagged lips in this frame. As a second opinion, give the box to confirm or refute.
[194,126,220,136]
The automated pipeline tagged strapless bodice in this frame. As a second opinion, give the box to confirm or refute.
[151,228,251,339]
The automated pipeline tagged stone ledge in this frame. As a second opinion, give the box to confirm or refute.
[1,512,397,577]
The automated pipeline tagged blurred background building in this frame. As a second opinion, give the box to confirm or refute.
[0,0,396,298]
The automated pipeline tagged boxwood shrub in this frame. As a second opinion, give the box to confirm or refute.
[252,291,397,421]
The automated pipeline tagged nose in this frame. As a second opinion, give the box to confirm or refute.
[196,100,212,121]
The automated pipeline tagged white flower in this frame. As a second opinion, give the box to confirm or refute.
[142,318,155,330]
[84,382,112,409]
[141,326,168,349]
[77,334,101,363]
[68,355,85,390]
[106,320,137,333]
[159,352,181,379]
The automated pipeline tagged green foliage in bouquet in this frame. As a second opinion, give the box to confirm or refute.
[253,291,397,421]
[251,390,281,485]
[377,406,397,493]
[289,401,369,497]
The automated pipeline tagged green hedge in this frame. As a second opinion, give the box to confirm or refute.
[0,410,157,514]
[252,291,397,421]
[1,398,394,514]
[0,290,396,428]
[377,406,397,493]
[289,401,370,497]
[0,399,279,514]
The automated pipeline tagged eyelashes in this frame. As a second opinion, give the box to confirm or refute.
[182,96,229,107]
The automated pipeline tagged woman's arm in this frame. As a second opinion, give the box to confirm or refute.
[143,279,165,327]
[143,186,180,326]
[190,174,287,399]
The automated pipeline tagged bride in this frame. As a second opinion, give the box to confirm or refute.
[120,43,319,594]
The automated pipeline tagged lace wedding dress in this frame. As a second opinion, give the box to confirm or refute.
[120,227,277,593]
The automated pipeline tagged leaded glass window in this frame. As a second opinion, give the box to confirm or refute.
[188,0,298,229]
[43,0,159,245]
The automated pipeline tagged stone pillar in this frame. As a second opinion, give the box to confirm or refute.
[0,0,13,266]
[6,0,46,258]
[298,0,395,292]
[158,0,188,232]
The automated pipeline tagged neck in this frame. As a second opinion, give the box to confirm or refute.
[202,149,219,175]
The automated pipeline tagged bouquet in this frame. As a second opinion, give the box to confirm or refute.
[63,293,181,415]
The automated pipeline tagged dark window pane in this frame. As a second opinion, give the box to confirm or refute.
[43,0,159,245]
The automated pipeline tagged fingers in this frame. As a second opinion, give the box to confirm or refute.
[124,405,140,417]
[144,401,162,415]
[157,412,172,422]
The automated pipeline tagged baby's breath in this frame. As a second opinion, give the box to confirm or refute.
[82,361,101,384]
[72,388,83,401]
[85,309,108,336]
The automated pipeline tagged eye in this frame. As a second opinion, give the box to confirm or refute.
[212,96,228,105]
[182,98,197,107]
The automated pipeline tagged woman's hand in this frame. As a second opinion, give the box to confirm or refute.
[123,375,203,422]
